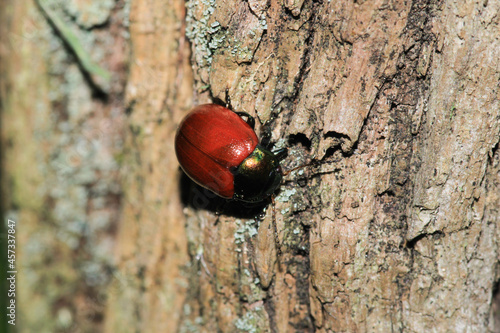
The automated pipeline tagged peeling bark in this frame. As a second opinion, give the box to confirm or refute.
[173,0,500,331]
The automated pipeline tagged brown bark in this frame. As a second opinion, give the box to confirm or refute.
[109,0,500,331]
[1,0,499,332]
[102,0,193,330]
[1,0,126,331]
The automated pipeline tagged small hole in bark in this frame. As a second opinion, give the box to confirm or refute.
[288,133,311,150]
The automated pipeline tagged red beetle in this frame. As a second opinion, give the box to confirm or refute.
[175,104,284,202]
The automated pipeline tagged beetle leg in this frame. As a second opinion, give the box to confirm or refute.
[273,148,288,161]
[282,159,318,176]
[235,112,255,130]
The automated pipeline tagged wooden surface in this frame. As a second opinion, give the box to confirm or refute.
[1,0,499,332]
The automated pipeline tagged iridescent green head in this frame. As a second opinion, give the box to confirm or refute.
[232,145,283,202]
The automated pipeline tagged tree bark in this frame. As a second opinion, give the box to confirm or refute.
[107,0,500,331]
[1,0,126,331]
[1,0,499,332]
[108,0,500,331]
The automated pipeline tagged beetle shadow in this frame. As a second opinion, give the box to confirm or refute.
[178,171,268,219]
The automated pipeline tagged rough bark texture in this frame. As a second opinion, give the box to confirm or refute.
[102,0,193,331]
[1,0,127,331]
[1,0,499,332]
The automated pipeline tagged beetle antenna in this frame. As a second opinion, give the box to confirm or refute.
[283,156,341,177]
[282,160,317,176]
[271,195,283,271]
[224,88,232,109]
[235,111,255,130]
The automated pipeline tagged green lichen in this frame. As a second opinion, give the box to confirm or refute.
[276,187,297,203]
[273,138,288,151]
[179,313,205,333]
[234,219,259,247]
[234,307,268,333]
[185,0,226,67]
[238,265,265,304]
[235,311,258,333]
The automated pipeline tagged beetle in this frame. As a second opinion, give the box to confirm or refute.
[175,104,287,203]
